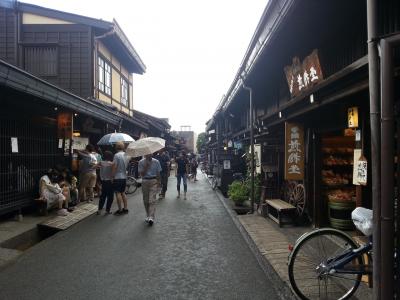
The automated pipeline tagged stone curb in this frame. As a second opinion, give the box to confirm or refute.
[206,175,297,300]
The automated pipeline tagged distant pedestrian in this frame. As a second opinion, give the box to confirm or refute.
[139,154,162,226]
[175,151,190,200]
[190,156,198,181]
[112,142,129,215]
[78,144,98,203]
[97,151,114,215]
[156,149,170,199]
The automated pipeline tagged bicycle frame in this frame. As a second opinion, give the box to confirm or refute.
[325,240,372,275]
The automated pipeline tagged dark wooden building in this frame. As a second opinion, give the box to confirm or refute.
[0,1,170,216]
[206,0,400,297]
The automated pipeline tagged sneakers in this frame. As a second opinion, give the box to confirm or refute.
[96,210,102,215]
[57,209,68,216]
[145,217,149,223]
[148,218,154,226]
[105,210,111,215]
[122,208,129,214]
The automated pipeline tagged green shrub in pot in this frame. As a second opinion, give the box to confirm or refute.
[228,180,249,205]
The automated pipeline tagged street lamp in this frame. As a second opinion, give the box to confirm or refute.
[240,72,255,214]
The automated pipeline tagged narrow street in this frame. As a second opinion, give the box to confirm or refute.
[0,174,280,300]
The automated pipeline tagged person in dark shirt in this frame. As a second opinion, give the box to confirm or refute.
[156,149,170,199]
[175,151,189,199]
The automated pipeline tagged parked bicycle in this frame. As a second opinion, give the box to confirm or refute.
[288,207,373,300]
[125,161,141,195]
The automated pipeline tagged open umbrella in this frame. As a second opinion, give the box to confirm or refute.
[97,132,134,145]
[126,137,165,157]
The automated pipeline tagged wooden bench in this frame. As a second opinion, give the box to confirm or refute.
[265,199,296,227]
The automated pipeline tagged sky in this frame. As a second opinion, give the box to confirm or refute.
[22,0,267,134]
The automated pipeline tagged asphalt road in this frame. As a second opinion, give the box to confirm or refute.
[0,173,280,300]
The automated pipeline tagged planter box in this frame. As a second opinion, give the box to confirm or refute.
[233,206,251,215]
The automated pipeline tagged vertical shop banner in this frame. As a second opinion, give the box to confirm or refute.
[285,122,305,180]
[255,144,262,174]
[11,137,18,153]
[353,149,367,185]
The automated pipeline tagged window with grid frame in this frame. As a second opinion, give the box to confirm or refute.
[121,77,129,107]
[98,56,111,96]
[24,46,58,76]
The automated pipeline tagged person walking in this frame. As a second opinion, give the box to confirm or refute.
[175,151,190,200]
[78,144,98,203]
[112,142,129,216]
[138,154,162,226]
[156,149,170,199]
[190,156,198,181]
[97,151,114,215]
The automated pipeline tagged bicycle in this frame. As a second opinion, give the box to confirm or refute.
[288,207,373,300]
[125,161,141,195]
[125,176,140,194]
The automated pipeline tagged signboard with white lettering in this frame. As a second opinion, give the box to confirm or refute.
[72,137,89,151]
[353,150,367,185]
[284,49,323,97]
[285,123,304,180]
[356,158,368,186]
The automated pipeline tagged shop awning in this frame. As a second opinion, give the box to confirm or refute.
[0,59,121,125]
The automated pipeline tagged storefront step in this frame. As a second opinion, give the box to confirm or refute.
[37,203,97,232]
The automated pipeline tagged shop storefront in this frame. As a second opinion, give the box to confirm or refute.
[0,60,121,215]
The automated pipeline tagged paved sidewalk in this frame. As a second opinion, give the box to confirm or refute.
[239,214,294,285]
[207,172,374,300]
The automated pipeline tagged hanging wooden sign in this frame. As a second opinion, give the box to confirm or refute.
[284,49,323,97]
[353,150,367,186]
[285,122,305,180]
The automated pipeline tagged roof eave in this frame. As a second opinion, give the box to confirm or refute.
[112,20,146,74]
[17,2,113,29]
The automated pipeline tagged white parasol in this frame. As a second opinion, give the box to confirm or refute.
[97,132,134,145]
[126,137,165,157]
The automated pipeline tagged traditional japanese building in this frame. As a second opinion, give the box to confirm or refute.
[206,0,400,296]
[0,1,170,215]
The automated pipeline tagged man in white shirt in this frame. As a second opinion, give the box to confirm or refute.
[138,154,161,226]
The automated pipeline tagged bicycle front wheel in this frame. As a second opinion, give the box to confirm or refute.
[288,228,362,300]
[125,176,138,194]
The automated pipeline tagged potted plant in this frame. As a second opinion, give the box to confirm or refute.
[228,180,249,206]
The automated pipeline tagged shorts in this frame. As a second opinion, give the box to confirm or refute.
[113,179,126,193]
